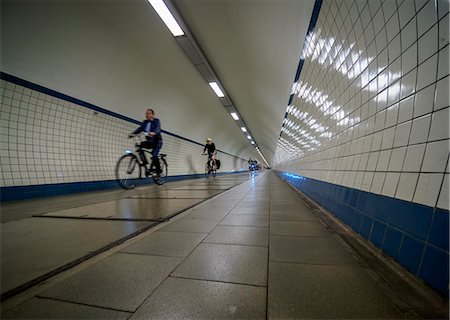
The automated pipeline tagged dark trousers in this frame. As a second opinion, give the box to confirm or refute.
[139,139,162,173]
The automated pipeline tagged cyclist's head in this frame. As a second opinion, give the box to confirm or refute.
[146,109,155,120]
[206,138,212,144]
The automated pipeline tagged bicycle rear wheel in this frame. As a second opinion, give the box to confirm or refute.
[153,157,168,185]
[115,154,141,189]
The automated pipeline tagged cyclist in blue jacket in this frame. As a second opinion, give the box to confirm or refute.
[130,109,163,175]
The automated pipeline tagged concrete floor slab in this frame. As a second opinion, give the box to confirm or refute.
[1,218,148,295]
[40,253,182,312]
[130,189,222,199]
[186,209,229,220]
[172,243,268,286]
[160,218,219,233]
[120,231,207,257]
[130,277,266,320]
[1,297,131,319]
[205,226,269,247]
[229,206,270,215]
[221,214,269,227]
[40,198,203,220]
[268,262,404,319]
[269,209,317,221]
[270,235,359,266]
[270,220,329,237]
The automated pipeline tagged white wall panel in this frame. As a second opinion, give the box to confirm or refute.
[0,79,247,187]
[275,0,449,210]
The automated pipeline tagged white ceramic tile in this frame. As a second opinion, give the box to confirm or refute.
[396,172,420,201]
[413,173,443,206]
[437,173,449,210]
[416,0,438,37]
[416,54,438,90]
[381,127,396,149]
[421,140,449,172]
[418,24,438,63]
[371,172,386,194]
[428,107,450,141]
[438,0,449,19]
[381,172,401,197]
[414,84,435,117]
[434,77,449,111]
[388,147,407,171]
[398,95,415,123]
[401,17,417,50]
[402,44,418,74]
[399,0,417,29]
[403,143,427,172]
[438,46,449,79]
[438,13,449,49]
[409,114,432,144]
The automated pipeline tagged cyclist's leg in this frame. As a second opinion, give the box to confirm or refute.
[152,140,162,174]
[138,141,152,165]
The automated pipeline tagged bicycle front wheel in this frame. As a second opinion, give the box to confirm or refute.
[153,157,168,185]
[115,154,141,189]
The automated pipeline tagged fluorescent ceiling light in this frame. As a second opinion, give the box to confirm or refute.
[230,112,239,120]
[251,141,255,144]
[148,0,184,36]
[241,127,247,132]
[247,135,251,139]
[209,82,225,97]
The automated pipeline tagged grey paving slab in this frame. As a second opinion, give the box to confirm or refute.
[130,189,221,199]
[270,203,310,211]
[1,297,130,319]
[1,218,148,295]
[270,235,359,266]
[268,262,404,319]
[172,243,268,286]
[270,220,329,237]
[130,277,266,320]
[270,209,317,221]
[186,209,229,220]
[120,231,206,257]
[40,253,181,312]
[160,218,219,233]
[41,198,203,220]
[172,186,230,190]
[230,206,270,215]
[221,214,269,227]
[205,226,269,247]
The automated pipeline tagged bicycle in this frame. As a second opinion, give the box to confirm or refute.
[204,154,217,178]
[115,134,168,189]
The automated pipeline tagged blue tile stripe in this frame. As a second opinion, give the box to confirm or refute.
[0,170,247,202]
[0,72,246,161]
[276,170,449,296]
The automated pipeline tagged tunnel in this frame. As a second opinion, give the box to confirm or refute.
[0,0,449,319]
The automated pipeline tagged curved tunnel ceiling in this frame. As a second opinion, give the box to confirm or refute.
[171,0,315,163]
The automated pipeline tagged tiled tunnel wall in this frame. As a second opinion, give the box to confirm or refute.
[0,75,248,200]
[274,0,449,295]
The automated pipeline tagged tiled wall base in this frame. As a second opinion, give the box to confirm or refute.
[277,170,449,296]
[0,170,246,202]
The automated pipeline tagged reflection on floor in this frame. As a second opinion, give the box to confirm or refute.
[1,172,447,319]
[0,173,250,298]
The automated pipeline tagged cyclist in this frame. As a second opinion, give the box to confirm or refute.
[129,108,162,176]
[202,138,217,168]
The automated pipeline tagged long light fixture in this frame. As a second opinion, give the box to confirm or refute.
[148,0,184,36]
[208,82,225,97]
[230,112,239,120]
[241,127,247,132]
[247,135,252,139]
